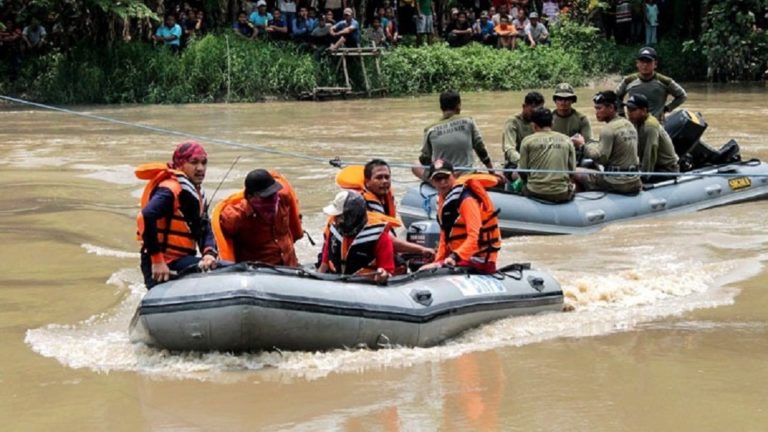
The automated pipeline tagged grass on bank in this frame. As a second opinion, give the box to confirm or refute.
[0,21,706,104]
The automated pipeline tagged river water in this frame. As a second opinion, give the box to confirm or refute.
[2,84,768,431]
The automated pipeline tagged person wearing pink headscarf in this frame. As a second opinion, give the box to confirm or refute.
[137,141,218,289]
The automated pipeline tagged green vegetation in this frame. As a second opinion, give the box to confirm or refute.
[684,0,768,81]
[0,22,706,104]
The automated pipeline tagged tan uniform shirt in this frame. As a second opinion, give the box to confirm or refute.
[552,108,592,141]
[585,115,640,187]
[419,114,491,174]
[519,130,575,195]
[502,114,534,165]
[637,115,679,173]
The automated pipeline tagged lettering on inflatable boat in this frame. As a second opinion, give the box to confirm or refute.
[448,275,507,296]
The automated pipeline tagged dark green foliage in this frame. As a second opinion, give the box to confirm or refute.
[0,22,711,104]
[685,0,768,81]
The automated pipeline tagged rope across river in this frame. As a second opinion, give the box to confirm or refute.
[2,94,766,179]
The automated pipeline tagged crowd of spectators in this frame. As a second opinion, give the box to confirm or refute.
[0,0,684,69]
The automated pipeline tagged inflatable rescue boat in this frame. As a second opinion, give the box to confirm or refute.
[129,262,563,352]
[399,111,768,236]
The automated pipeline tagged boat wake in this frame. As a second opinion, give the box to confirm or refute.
[24,244,763,382]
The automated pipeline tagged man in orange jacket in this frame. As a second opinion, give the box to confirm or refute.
[419,160,501,274]
[217,169,303,266]
[137,141,217,289]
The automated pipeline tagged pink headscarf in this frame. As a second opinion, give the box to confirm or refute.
[171,141,208,168]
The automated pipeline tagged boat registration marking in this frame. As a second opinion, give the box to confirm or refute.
[448,275,507,296]
[728,177,751,190]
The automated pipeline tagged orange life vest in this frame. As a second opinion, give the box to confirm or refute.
[135,163,203,263]
[323,220,392,275]
[212,171,302,263]
[437,175,502,264]
[335,164,402,227]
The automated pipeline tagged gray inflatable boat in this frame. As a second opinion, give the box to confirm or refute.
[129,263,563,352]
[399,159,768,236]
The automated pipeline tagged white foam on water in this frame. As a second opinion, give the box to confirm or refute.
[24,250,762,382]
[81,243,140,259]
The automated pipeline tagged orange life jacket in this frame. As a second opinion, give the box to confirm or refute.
[437,175,502,264]
[211,171,302,263]
[335,164,402,227]
[135,163,203,263]
[323,220,392,275]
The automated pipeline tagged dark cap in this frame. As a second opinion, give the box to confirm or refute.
[593,90,618,106]
[637,46,657,61]
[427,159,454,179]
[245,169,283,197]
[625,93,649,109]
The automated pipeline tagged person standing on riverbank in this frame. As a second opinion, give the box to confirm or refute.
[152,14,182,53]
[136,142,217,289]
[414,90,495,180]
[615,46,687,123]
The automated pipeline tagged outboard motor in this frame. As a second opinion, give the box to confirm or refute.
[665,110,708,158]
[665,110,741,171]
[405,220,441,271]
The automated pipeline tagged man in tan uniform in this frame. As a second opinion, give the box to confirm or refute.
[519,107,576,203]
[551,82,592,148]
[625,94,679,183]
[616,46,687,123]
[414,90,495,180]
[502,91,545,179]
[574,90,642,194]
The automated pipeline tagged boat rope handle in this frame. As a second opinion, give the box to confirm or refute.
[2,95,766,179]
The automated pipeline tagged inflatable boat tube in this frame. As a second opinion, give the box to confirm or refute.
[398,160,768,236]
[129,263,563,352]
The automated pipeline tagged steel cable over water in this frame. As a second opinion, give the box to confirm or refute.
[2,94,766,179]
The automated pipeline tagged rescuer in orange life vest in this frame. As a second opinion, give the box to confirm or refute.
[418,159,502,274]
[213,169,304,266]
[136,141,217,289]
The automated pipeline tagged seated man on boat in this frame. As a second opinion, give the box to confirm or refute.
[551,82,592,148]
[336,159,435,261]
[413,90,495,180]
[318,190,395,282]
[419,160,502,274]
[625,94,680,183]
[573,91,642,195]
[518,107,577,203]
[212,169,304,266]
[136,141,217,289]
[502,91,545,181]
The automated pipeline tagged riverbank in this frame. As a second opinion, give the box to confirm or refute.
[0,22,706,104]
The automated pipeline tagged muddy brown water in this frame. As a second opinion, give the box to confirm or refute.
[2,83,768,431]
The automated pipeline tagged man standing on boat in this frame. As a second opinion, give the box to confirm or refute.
[625,94,680,182]
[551,83,592,149]
[573,91,642,194]
[213,169,304,266]
[518,108,577,203]
[413,90,495,180]
[419,160,501,274]
[615,46,687,123]
[136,141,217,289]
[318,190,395,283]
[502,91,545,180]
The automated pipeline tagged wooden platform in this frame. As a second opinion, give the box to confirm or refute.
[306,47,387,100]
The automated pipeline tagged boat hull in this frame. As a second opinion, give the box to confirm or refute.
[130,265,563,352]
[399,161,768,236]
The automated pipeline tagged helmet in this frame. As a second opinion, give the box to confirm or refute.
[334,191,368,237]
